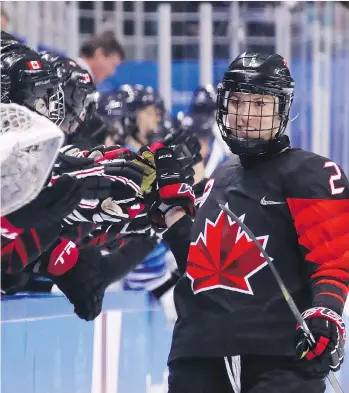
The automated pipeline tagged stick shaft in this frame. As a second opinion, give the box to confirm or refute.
[219,204,343,393]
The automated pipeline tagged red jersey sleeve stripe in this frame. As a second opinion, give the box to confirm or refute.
[315,292,345,305]
[311,268,349,282]
[313,279,349,297]
[287,197,349,260]
[286,199,349,235]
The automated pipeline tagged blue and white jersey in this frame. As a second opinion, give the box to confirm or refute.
[204,123,232,177]
[123,242,171,291]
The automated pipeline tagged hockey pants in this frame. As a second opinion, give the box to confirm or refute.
[168,355,326,393]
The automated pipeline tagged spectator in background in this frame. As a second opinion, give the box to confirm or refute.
[1,6,9,31]
[77,30,125,84]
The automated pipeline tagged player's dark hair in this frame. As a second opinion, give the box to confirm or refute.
[79,31,125,61]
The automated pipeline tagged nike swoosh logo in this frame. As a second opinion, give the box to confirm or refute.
[260,196,286,206]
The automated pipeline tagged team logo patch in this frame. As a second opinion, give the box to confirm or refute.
[187,209,269,295]
[27,60,42,70]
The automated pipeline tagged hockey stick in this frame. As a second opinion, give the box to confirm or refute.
[219,204,344,393]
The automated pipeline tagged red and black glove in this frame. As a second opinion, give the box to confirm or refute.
[146,147,196,227]
[295,307,346,375]
[2,175,85,231]
[35,238,107,321]
[54,144,142,202]
[162,127,202,171]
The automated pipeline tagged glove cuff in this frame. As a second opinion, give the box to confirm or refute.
[300,307,346,342]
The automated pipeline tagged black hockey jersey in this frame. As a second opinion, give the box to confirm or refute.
[164,147,349,362]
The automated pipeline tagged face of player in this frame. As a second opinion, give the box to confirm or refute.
[136,105,159,144]
[226,92,281,140]
[93,49,121,83]
[33,98,49,117]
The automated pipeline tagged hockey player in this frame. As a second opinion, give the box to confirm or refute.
[40,52,96,136]
[92,85,201,322]
[0,43,151,313]
[95,89,130,146]
[148,52,348,392]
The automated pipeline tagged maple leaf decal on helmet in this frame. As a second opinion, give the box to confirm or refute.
[187,207,269,295]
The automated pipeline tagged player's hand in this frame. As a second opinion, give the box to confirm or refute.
[59,144,133,162]
[295,307,346,375]
[163,128,202,171]
[132,142,163,195]
[4,175,85,230]
[150,147,196,227]
[132,138,197,196]
[54,157,144,203]
[88,145,134,163]
[36,238,110,321]
[64,197,131,226]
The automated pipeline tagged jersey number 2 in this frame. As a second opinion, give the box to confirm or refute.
[323,161,345,195]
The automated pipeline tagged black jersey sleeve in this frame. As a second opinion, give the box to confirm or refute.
[163,215,193,274]
[285,153,349,315]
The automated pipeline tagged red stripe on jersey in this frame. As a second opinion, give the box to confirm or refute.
[287,198,349,285]
[14,237,28,270]
[315,292,345,305]
[314,279,349,297]
[30,229,41,254]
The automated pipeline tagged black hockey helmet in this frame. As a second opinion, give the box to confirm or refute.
[0,31,32,55]
[216,52,294,155]
[177,111,214,139]
[0,41,65,124]
[119,84,160,142]
[40,52,97,134]
[96,89,129,143]
[189,85,217,115]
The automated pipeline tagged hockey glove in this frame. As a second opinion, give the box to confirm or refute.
[295,307,346,375]
[34,238,108,321]
[120,203,166,241]
[3,175,85,230]
[163,128,202,170]
[132,142,163,195]
[146,147,196,228]
[55,144,143,201]
[63,197,131,226]
[59,144,133,162]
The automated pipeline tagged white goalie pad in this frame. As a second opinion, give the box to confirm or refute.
[1,103,65,216]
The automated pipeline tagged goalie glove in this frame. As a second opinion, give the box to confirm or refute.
[295,307,346,375]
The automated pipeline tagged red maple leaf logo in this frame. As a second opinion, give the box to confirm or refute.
[187,208,269,295]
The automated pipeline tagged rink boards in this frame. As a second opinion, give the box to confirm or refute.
[1,292,348,393]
